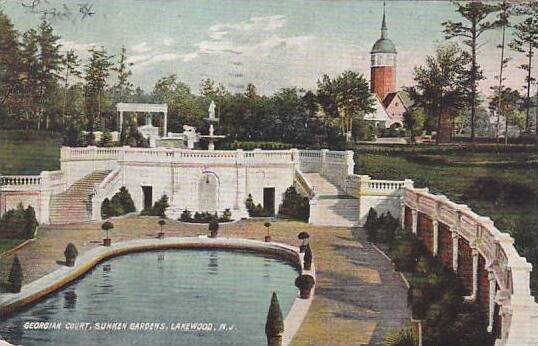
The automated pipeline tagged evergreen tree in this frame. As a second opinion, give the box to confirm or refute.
[111,46,133,103]
[0,11,21,112]
[443,2,500,141]
[19,28,40,129]
[61,49,82,127]
[84,47,113,134]
[509,2,538,133]
[8,255,23,293]
[265,292,284,338]
[37,20,62,129]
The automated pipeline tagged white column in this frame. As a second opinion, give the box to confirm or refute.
[119,111,124,133]
[400,200,406,229]
[465,247,479,301]
[432,220,439,256]
[487,269,496,333]
[163,111,168,137]
[411,208,418,234]
[452,232,459,272]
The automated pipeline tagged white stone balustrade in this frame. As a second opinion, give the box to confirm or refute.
[402,187,538,346]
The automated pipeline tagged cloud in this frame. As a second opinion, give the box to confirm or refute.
[208,15,287,40]
[131,42,151,54]
[58,39,98,56]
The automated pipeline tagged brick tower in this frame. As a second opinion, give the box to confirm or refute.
[370,3,397,101]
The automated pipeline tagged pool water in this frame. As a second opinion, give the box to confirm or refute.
[0,249,300,346]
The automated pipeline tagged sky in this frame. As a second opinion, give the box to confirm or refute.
[1,0,533,98]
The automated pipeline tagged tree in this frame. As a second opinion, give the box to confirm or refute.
[0,11,21,112]
[443,1,500,141]
[265,292,284,342]
[493,1,513,142]
[8,255,23,293]
[84,46,114,134]
[489,87,524,140]
[317,71,375,141]
[403,107,425,143]
[37,20,62,130]
[406,43,470,143]
[111,46,133,103]
[60,49,82,127]
[509,2,538,133]
[19,28,40,129]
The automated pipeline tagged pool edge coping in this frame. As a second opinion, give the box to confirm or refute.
[0,237,316,346]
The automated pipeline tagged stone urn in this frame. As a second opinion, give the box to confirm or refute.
[295,274,315,299]
[158,232,165,239]
[265,235,272,242]
[299,245,307,253]
[103,238,112,247]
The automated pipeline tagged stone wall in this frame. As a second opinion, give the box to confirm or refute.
[402,187,538,346]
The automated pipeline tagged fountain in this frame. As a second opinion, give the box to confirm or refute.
[201,101,226,150]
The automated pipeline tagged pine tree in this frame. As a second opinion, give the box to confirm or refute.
[509,2,538,133]
[443,2,499,141]
[19,28,40,129]
[61,49,82,127]
[0,11,21,112]
[37,20,62,129]
[111,46,133,103]
[84,47,113,134]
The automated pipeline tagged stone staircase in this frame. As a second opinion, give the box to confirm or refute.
[302,173,360,227]
[49,170,111,224]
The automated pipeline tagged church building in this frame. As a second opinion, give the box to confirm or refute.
[364,4,410,129]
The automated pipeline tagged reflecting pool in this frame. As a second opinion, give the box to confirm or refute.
[0,249,299,346]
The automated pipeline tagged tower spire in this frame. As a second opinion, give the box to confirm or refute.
[381,1,388,39]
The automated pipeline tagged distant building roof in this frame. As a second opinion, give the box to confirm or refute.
[364,94,392,123]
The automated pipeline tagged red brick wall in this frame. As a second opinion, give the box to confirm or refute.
[417,213,434,253]
[404,206,412,232]
[458,238,474,296]
[477,255,489,316]
[494,289,502,339]
[438,223,452,267]
[370,66,395,101]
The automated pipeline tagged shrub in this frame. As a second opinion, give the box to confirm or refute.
[365,208,379,241]
[64,243,78,266]
[99,129,113,147]
[209,219,219,232]
[141,195,169,217]
[265,292,284,337]
[466,176,536,206]
[101,187,135,218]
[0,203,38,239]
[294,274,315,290]
[383,327,416,346]
[278,186,310,221]
[8,255,23,293]
[303,244,313,270]
[245,194,269,217]
[222,209,232,222]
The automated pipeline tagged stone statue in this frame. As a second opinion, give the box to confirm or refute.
[208,101,216,119]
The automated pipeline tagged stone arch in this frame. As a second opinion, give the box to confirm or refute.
[198,171,219,212]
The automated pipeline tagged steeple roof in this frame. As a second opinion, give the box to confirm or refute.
[371,2,396,54]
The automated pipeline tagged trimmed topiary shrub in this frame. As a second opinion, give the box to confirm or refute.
[278,186,309,222]
[222,209,232,222]
[101,221,114,246]
[294,274,315,299]
[303,244,313,270]
[141,195,169,217]
[265,292,284,346]
[180,209,192,222]
[64,243,78,267]
[102,187,136,218]
[209,219,219,238]
[8,255,23,293]
[365,207,379,242]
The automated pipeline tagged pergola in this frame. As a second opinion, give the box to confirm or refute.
[116,103,168,136]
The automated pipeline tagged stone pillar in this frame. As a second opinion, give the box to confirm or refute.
[320,149,329,175]
[432,220,439,256]
[345,150,355,175]
[487,269,496,333]
[119,111,124,133]
[400,200,406,229]
[163,111,168,137]
[452,232,459,272]
[411,208,418,234]
[465,247,479,301]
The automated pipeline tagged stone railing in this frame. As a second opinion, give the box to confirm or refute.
[0,175,42,191]
[297,149,354,189]
[402,187,538,346]
[294,169,315,199]
[345,174,413,197]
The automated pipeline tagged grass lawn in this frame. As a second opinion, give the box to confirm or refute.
[0,131,62,175]
[356,149,538,297]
